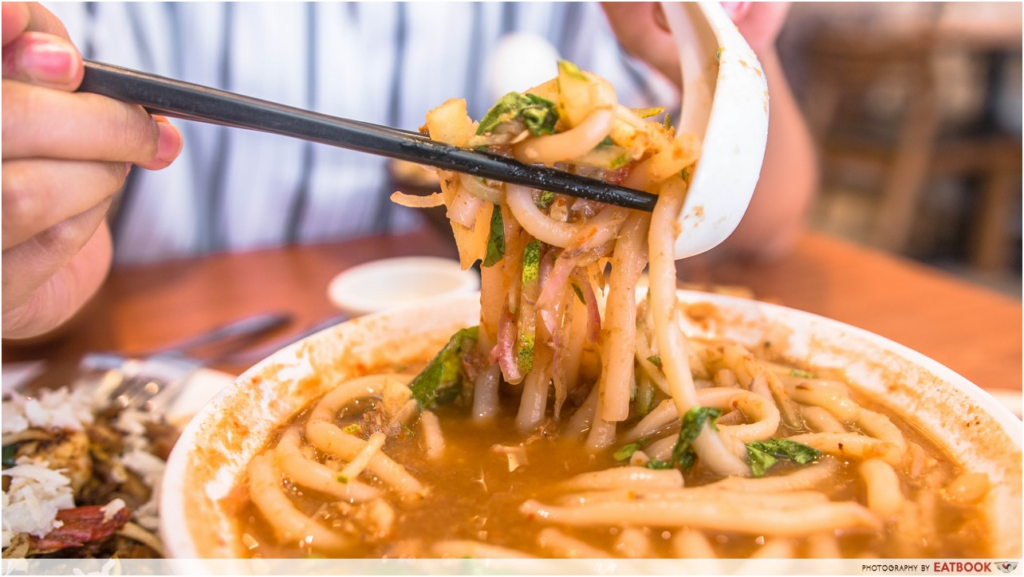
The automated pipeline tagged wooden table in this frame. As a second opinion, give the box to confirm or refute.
[4,228,1020,394]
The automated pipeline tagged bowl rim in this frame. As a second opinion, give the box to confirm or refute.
[160,290,1022,559]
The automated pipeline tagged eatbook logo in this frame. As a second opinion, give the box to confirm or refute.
[996,562,1018,573]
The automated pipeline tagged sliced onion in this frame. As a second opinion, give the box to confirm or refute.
[496,307,523,384]
[507,184,628,249]
[461,175,505,204]
[512,108,616,167]
[448,186,484,229]
[390,191,444,208]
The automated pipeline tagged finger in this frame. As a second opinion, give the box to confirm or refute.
[2,80,184,168]
[1,197,111,323]
[2,3,30,46]
[2,159,128,249]
[3,32,83,91]
[2,220,111,339]
[2,3,70,46]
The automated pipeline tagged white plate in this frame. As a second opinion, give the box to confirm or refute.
[161,291,1022,559]
[326,257,479,317]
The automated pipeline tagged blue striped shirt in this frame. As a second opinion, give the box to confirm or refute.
[48,2,675,264]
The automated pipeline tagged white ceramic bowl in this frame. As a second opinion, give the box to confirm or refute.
[161,292,1022,559]
[326,257,479,317]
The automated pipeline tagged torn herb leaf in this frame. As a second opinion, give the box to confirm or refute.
[476,92,559,136]
[646,355,662,368]
[598,136,614,147]
[681,166,692,181]
[536,191,557,209]
[337,475,350,484]
[342,424,362,435]
[746,444,777,478]
[671,407,722,471]
[483,205,505,267]
[745,438,823,477]
[716,47,724,62]
[613,442,643,462]
[401,423,416,438]
[663,112,673,131]
[790,368,817,379]
[646,459,672,470]
[409,326,479,408]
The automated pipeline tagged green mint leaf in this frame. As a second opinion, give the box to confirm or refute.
[520,94,559,135]
[409,326,479,408]
[745,438,822,477]
[598,136,614,147]
[767,438,823,465]
[646,355,662,368]
[476,92,559,136]
[613,442,643,462]
[746,444,777,477]
[646,459,672,470]
[483,205,505,267]
[671,407,722,471]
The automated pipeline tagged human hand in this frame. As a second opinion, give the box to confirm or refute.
[2,2,183,338]
[602,2,791,85]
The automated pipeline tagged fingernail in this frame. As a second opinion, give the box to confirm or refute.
[155,119,182,164]
[21,41,77,83]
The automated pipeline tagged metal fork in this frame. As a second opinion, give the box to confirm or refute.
[83,312,291,412]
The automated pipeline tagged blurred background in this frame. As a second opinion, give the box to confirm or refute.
[777,2,1022,297]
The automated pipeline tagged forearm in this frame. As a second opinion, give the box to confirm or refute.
[717,47,818,260]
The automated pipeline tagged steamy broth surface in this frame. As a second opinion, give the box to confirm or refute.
[229,357,989,559]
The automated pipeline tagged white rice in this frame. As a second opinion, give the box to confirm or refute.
[2,387,97,435]
[1,457,75,547]
[112,409,167,531]
[2,391,169,546]
[100,498,126,523]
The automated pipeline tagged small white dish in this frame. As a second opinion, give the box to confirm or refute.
[326,257,480,317]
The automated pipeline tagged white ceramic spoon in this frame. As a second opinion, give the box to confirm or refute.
[663,2,770,259]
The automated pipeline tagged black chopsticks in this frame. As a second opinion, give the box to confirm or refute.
[77,60,658,212]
